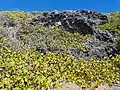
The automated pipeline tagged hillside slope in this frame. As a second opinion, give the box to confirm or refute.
[0,10,120,90]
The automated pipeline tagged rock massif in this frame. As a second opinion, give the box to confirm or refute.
[31,10,108,34]
[30,10,119,60]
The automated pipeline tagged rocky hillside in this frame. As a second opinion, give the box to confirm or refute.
[0,10,120,90]
[0,10,119,60]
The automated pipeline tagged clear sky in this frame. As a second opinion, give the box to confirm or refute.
[0,0,119,13]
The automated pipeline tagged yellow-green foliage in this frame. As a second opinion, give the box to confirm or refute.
[0,47,120,89]
[4,11,34,20]
[99,21,120,32]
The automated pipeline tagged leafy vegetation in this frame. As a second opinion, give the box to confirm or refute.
[30,25,91,51]
[0,47,120,89]
[99,12,120,32]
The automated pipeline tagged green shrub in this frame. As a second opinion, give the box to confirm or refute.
[99,21,120,32]
[31,25,91,51]
[99,12,120,33]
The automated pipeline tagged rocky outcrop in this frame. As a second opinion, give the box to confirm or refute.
[66,29,118,60]
[30,10,120,60]
[1,10,120,60]
[31,10,108,34]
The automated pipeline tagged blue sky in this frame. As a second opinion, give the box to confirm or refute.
[0,0,119,12]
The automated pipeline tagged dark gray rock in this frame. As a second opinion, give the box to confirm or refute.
[65,29,118,60]
[82,29,118,60]
[67,48,86,60]
[30,10,108,35]
[36,46,64,54]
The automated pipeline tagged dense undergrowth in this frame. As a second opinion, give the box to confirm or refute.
[0,47,120,90]
[0,11,120,90]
